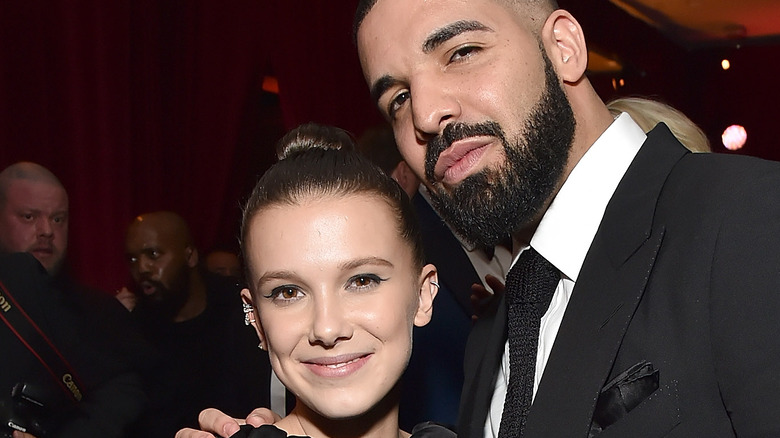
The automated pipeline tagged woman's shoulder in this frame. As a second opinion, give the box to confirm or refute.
[228,424,310,438]
[410,422,457,438]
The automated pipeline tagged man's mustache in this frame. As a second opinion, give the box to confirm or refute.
[424,121,505,183]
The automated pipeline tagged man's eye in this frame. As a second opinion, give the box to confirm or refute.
[388,91,410,117]
[22,214,34,221]
[128,257,138,264]
[450,45,479,62]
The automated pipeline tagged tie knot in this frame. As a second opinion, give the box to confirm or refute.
[506,247,560,305]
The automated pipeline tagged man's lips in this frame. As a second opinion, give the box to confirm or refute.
[30,246,53,255]
[140,281,158,296]
[433,137,494,184]
[302,353,372,378]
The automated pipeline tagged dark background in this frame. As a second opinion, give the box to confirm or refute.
[1,1,778,293]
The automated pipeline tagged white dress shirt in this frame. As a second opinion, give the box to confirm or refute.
[484,113,647,438]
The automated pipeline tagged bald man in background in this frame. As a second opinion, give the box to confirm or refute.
[0,162,149,437]
[0,162,69,274]
[124,211,273,438]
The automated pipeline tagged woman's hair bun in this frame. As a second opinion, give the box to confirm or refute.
[275,122,356,160]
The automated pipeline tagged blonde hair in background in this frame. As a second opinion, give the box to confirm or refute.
[607,97,711,153]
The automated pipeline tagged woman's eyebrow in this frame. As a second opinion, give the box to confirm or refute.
[422,20,493,54]
[255,270,297,289]
[339,257,394,271]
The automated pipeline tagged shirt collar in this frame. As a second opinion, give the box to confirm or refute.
[529,113,647,281]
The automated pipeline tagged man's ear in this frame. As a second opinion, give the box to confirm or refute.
[391,161,421,198]
[241,289,267,348]
[185,246,199,268]
[542,10,587,83]
[414,264,438,327]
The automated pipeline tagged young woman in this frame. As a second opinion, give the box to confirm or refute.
[227,123,454,438]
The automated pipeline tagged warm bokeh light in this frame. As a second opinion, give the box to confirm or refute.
[721,59,731,70]
[611,77,626,90]
[262,76,279,94]
[722,125,747,150]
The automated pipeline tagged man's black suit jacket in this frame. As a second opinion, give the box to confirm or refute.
[458,124,780,437]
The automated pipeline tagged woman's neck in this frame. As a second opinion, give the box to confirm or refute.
[275,392,408,438]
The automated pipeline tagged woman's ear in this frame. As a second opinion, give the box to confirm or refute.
[542,9,587,83]
[241,288,267,349]
[414,264,438,327]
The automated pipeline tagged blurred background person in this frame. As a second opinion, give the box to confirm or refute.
[123,211,273,438]
[0,162,69,275]
[0,162,150,438]
[204,245,242,280]
[607,96,711,152]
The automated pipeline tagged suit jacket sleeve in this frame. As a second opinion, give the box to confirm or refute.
[706,162,780,436]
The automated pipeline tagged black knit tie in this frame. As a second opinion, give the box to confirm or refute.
[498,247,560,438]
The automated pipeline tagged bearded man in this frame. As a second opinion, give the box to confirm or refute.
[125,211,273,438]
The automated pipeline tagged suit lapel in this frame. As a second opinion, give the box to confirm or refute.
[524,124,689,436]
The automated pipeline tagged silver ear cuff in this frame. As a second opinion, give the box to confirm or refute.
[243,302,255,325]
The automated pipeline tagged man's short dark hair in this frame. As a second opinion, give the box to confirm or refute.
[353,0,379,45]
[353,0,560,45]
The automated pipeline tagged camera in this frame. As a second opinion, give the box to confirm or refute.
[1,383,53,438]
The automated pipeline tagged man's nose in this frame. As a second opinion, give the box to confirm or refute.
[36,218,53,237]
[137,255,153,275]
[411,78,461,140]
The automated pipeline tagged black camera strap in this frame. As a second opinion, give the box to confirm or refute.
[0,279,84,405]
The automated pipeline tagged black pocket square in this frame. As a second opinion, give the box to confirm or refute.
[589,360,660,435]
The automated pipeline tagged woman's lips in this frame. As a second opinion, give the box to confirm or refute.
[303,353,372,378]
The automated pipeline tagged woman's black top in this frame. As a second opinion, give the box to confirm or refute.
[228,421,457,438]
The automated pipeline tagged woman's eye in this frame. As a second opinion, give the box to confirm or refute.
[265,285,303,302]
[348,274,385,290]
[389,91,410,117]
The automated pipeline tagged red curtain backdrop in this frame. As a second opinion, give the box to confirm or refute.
[1,1,778,293]
[0,1,274,292]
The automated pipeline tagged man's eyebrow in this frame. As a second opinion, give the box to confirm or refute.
[370,75,398,106]
[368,21,492,106]
[422,20,493,54]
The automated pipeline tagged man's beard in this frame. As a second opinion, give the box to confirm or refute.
[424,52,576,249]
[136,275,190,321]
